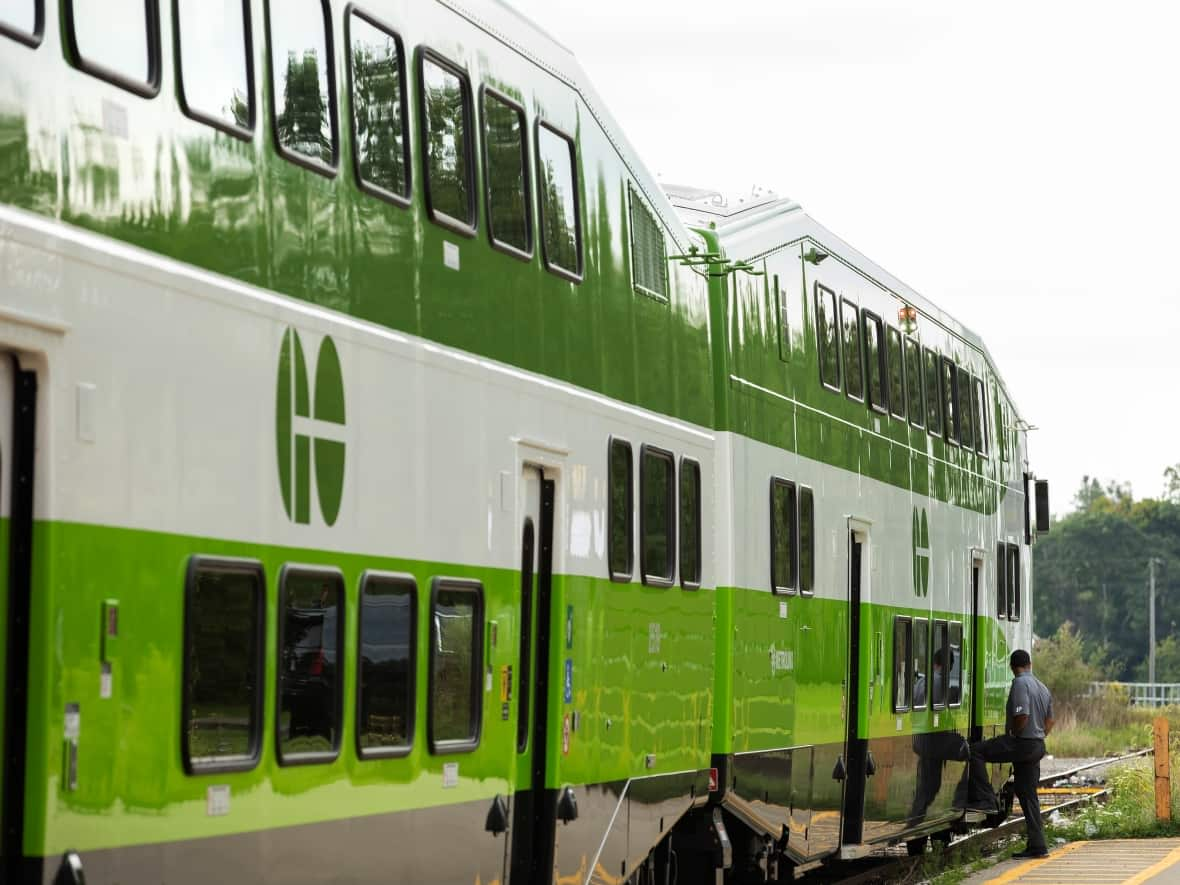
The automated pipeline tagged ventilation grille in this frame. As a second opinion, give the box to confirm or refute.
[629,185,668,299]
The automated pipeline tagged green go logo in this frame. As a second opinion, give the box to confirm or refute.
[275,327,346,526]
[912,506,930,597]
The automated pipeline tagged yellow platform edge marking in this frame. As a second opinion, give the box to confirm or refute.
[1120,842,1180,885]
[981,841,1089,885]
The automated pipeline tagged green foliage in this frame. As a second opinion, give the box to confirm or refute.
[1034,622,1097,707]
[1048,755,1180,841]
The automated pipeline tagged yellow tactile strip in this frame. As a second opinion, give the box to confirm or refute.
[982,839,1180,885]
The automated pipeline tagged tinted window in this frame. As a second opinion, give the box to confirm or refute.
[349,11,408,199]
[816,283,840,390]
[641,446,675,584]
[278,567,343,762]
[430,581,482,750]
[893,617,911,712]
[1008,543,1021,621]
[422,55,473,227]
[905,337,924,428]
[841,299,864,400]
[0,0,37,39]
[863,310,887,413]
[799,486,814,594]
[996,543,1008,619]
[269,0,335,167]
[538,123,581,277]
[770,478,797,593]
[886,326,905,419]
[931,620,948,708]
[357,573,414,756]
[948,622,963,706]
[67,0,156,90]
[912,618,929,709]
[974,377,989,454]
[608,438,633,581]
[923,348,942,432]
[679,458,702,588]
[484,90,530,253]
[941,357,958,442]
[183,558,263,771]
[177,0,251,131]
[958,369,975,450]
[775,275,789,361]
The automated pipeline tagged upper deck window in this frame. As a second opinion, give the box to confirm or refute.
[65,0,160,96]
[483,88,531,256]
[923,347,942,433]
[420,52,475,232]
[862,310,887,414]
[940,356,958,443]
[268,0,337,171]
[973,377,989,455]
[904,337,924,428]
[348,9,410,202]
[887,326,906,420]
[816,283,841,391]
[629,185,668,299]
[177,0,253,135]
[841,299,864,401]
[957,368,975,450]
[0,0,42,46]
[537,122,582,280]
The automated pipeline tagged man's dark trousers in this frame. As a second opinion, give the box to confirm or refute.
[968,735,1046,850]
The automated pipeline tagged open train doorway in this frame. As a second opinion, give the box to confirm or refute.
[0,356,36,880]
[839,519,872,854]
[510,465,557,885]
[969,551,985,742]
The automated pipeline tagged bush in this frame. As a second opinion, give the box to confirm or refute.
[1035,622,1098,709]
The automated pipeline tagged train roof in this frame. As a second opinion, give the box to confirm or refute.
[664,183,1026,422]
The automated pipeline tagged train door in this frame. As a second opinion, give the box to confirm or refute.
[969,551,985,741]
[509,466,557,885]
[0,357,35,880]
[839,519,871,854]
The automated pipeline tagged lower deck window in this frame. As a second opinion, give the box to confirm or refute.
[770,478,798,593]
[357,572,416,756]
[679,458,702,588]
[893,617,912,712]
[183,557,264,773]
[931,620,948,708]
[429,578,483,752]
[277,566,344,764]
[608,438,633,581]
[912,618,929,709]
[641,445,675,585]
[1007,543,1021,620]
[799,487,814,594]
[948,622,963,706]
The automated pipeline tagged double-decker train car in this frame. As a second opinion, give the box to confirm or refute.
[0,1,1047,883]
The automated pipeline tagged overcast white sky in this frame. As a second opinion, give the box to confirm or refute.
[507,0,1180,516]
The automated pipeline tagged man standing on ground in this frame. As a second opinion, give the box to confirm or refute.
[967,649,1055,858]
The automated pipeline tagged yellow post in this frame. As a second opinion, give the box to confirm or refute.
[1154,716,1170,822]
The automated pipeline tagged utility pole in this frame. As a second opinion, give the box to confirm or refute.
[1150,558,1161,690]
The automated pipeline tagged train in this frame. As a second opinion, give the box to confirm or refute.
[0,1,1049,883]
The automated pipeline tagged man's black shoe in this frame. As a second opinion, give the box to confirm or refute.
[1012,848,1049,859]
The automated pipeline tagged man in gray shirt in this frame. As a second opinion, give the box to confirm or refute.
[966,649,1055,857]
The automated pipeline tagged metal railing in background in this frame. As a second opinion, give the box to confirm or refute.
[1090,681,1180,707]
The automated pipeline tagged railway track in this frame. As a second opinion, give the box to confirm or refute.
[797,749,1153,885]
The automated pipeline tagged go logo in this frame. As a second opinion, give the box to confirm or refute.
[912,506,930,597]
[275,327,346,526]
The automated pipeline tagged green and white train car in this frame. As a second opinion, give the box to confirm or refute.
[0,0,1045,883]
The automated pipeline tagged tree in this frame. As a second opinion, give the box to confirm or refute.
[1073,475,1105,512]
[1033,622,1097,708]
[1133,635,1180,683]
[1164,464,1180,504]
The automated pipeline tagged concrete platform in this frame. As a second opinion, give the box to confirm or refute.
[967,839,1180,885]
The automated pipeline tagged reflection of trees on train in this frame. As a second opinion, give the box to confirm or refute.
[539,152,578,270]
[276,50,332,164]
[423,64,468,220]
[432,593,475,742]
[280,583,339,754]
[358,590,412,749]
[484,96,528,249]
[351,35,406,195]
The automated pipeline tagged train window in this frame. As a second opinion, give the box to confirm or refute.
[957,368,975,450]
[640,446,676,586]
[996,393,1008,462]
[770,478,798,594]
[973,377,989,455]
[630,184,668,299]
[64,0,160,96]
[996,543,1007,619]
[679,458,702,589]
[429,578,483,753]
[904,337,924,428]
[912,618,929,709]
[799,486,815,595]
[357,572,415,758]
[0,0,43,47]
[177,0,253,136]
[182,557,264,773]
[948,622,963,706]
[775,275,789,362]
[537,122,582,280]
[420,52,475,232]
[268,0,337,171]
[277,565,344,764]
[348,9,410,203]
[1007,543,1021,621]
[840,299,864,402]
[483,88,531,256]
[816,283,841,391]
[923,347,942,434]
[608,438,633,582]
[893,617,911,713]
[862,310,888,414]
[931,620,948,709]
[940,357,959,443]
[886,326,905,420]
